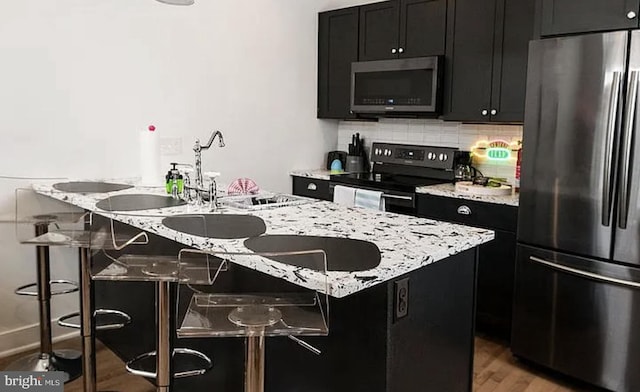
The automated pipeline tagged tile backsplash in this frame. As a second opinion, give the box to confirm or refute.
[337,118,523,185]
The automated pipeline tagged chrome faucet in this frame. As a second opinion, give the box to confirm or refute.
[183,131,225,209]
[193,131,225,191]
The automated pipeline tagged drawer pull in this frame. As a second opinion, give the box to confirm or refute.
[457,205,472,215]
[307,183,317,191]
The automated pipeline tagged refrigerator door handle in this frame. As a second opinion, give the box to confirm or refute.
[529,256,640,289]
[602,71,623,227]
[619,70,639,229]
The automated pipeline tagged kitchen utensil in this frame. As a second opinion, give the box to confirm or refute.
[345,156,364,173]
[472,177,489,186]
[454,164,476,181]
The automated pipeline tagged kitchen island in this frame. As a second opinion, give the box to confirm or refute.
[33,182,493,392]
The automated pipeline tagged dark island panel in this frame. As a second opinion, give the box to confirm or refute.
[93,226,477,391]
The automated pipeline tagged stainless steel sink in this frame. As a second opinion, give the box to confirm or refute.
[219,193,315,211]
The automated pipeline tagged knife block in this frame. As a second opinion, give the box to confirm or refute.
[345,155,365,173]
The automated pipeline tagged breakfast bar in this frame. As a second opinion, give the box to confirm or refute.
[32,182,493,392]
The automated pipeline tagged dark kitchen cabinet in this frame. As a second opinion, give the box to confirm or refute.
[416,194,518,342]
[540,0,640,37]
[444,0,535,123]
[318,7,359,119]
[359,0,447,61]
[291,176,332,201]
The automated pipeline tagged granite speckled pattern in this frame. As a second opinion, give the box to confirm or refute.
[32,181,494,298]
[416,183,520,207]
[289,169,333,180]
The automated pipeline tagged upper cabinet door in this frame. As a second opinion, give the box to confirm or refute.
[490,0,536,122]
[359,1,400,61]
[444,0,497,121]
[398,0,447,58]
[540,0,640,36]
[317,8,360,119]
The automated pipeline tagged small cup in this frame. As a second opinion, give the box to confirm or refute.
[345,155,364,173]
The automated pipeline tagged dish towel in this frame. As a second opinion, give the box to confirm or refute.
[333,185,356,207]
[355,189,386,212]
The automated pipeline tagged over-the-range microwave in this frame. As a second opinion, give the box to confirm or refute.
[350,56,443,115]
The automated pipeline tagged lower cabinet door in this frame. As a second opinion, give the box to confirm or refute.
[476,230,516,341]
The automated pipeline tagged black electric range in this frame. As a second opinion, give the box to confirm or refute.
[330,143,459,214]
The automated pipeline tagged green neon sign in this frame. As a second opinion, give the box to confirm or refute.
[487,148,511,160]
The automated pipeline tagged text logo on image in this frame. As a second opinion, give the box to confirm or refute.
[0,372,64,391]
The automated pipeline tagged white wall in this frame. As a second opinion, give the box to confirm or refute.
[0,0,377,355]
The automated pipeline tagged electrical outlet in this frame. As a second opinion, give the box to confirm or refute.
[160,137,182,155]
[394,278,409,321]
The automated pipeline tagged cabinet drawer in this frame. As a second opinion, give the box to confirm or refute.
[416,194,517,232]
[292,177,332,201]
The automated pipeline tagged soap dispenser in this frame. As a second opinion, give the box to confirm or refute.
[165,163,184,197]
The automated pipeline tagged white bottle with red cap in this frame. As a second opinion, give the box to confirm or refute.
[139,124,162,186]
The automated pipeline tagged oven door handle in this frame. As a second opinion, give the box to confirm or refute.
[328,184,414,201]
[381,194,413,201]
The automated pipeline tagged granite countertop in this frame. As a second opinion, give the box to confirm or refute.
[289,169,333,181]
[416,183,520,207]
[33,181,494,298]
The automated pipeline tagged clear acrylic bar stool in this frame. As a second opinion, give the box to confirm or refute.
[4,189,83,381]
[176,245,329,392]
[89,210,212,392]
[8,186,136,391]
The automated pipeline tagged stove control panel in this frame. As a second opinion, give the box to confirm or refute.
[371,142,458,170]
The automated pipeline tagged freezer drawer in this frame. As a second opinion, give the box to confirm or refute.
[512,244,640,392]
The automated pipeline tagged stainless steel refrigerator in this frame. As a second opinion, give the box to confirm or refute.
[514,30,640,392]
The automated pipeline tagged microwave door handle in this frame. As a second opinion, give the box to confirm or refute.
[602,71,622,227]
[618,70,639,229]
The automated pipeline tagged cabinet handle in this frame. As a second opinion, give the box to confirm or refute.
[307,183,317,191]
[491,109,497,115]
[457,205,472,215]
[391,48,397,54]
[398,47,404,53]
[628,11,637,19]
[481,109,488,116]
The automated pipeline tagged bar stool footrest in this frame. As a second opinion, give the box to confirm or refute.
[58,309,132,330]
[125,348,212,379]
[15,280,79,297]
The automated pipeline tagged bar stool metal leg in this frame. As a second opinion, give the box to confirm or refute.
[157,281,173,392]
[245,335,266,392]
[5,224,82,382]
[80,247,96,392]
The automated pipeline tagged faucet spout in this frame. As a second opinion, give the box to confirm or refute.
[199,130,225,150]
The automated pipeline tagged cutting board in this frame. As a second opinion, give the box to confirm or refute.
[455,181,513,196]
